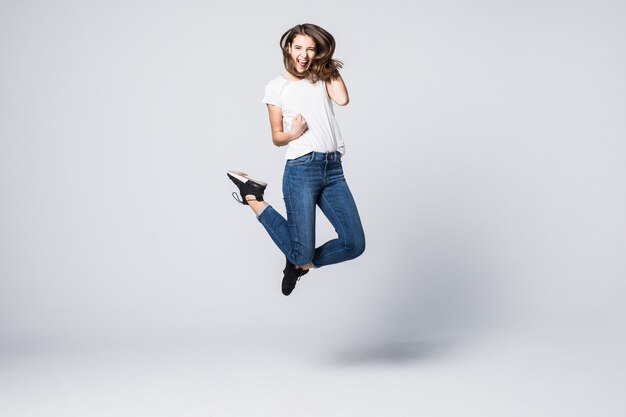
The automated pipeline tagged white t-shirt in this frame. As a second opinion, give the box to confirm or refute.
[262,76,345,160]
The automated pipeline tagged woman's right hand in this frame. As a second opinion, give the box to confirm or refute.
[289,113,308,140]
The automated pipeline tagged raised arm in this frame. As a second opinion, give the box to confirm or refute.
[267,104,308,147]
[326,73,349,106]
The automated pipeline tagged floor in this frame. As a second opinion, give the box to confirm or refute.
[1,323,624,417]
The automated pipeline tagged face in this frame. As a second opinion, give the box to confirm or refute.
[289,34,316,73]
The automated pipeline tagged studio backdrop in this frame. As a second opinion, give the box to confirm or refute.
[1,0,624,352]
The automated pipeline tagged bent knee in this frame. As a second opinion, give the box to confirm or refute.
[344,236,366,260]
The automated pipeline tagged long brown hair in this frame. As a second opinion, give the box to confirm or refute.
[280,23,343,82]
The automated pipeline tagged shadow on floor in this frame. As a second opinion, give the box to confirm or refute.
[323,337,456,367]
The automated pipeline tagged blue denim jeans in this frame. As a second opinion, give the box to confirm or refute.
[257,151,365,268]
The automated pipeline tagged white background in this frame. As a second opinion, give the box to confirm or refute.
[1,1,625,416]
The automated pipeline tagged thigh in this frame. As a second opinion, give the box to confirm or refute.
[317,166,364,240]
[282,156,323,248]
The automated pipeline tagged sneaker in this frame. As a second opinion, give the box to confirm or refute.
[282,258,309,296]
[227,171,267,205]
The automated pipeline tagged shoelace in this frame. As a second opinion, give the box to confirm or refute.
[231,192,244,204]
[296,268,309,281]
[284,268,306,281]
[231,192,259,205]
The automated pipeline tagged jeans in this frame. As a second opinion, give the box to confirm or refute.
[257,151,365,268]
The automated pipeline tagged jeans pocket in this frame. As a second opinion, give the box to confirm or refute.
[286,152,314,167]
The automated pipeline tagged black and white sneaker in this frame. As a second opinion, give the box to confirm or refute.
[282,258,309,296]
[227,171,267,205]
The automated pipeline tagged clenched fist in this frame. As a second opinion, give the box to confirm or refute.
[289,113,308,140]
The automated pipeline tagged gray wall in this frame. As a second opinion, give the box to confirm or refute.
[1,0,624,352]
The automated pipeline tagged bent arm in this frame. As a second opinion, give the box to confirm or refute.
[267,104,295,147]
[326,73,349,106]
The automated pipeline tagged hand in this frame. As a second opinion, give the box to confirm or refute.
[289,113,308,140]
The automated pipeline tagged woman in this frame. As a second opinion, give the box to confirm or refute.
[228,23,365,296]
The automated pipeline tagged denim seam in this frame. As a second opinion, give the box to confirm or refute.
[286,177,313,264]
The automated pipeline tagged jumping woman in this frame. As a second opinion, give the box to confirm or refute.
[227,23,365,296]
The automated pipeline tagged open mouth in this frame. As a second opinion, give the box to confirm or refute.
[297,58,309,70]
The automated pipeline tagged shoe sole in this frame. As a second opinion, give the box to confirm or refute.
[227,171,267,187]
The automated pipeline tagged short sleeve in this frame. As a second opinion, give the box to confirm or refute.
[262,77,284,107]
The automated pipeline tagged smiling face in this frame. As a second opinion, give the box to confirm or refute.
[289,35,316,73]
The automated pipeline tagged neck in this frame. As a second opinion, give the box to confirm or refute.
[283,71,308,81]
